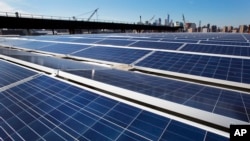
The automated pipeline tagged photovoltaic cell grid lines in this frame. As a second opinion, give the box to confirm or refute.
[71,38,103,44]
[96,39,136,46]
[129,41,183,50]
[0,75,227,141]
[71,46,150,64]
[0,60,37,88]
[200,40,250,46]
[15,41,56,50]
[181,44,250,57]
[160,39,199,43]
[66,69,250,122]
[135,52,250,84]
[37,43,91,54]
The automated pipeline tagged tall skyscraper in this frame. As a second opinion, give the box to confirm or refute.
[167,14,170,26]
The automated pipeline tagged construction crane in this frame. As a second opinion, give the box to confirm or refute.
[149,15,155,24]
[87,8,99,21]
[182,14,186,32]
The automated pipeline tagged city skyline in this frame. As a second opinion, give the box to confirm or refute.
[0,0,250,28]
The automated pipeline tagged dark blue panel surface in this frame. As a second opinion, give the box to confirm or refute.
[181,44,250,56]
[16,41,56,49]
[0,75,228,140]
[161,39,199,43]
[96,39,136,46]
[37,43,90,54]
[129,41,183,50]
[0,60,37,88]
[200,40,250,46]
[135,51,250,84]
[71,46,150,64]
[65,69,250,122]
[71,38,102,43]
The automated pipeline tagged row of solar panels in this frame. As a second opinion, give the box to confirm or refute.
[1,47,249,127]
[0,37,249,86]
[0,59,228,141]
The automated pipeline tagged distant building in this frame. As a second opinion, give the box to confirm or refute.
[174,21,183,27]
[159,18,162,26]
[222,26,228,32]
[165,14,170,26]
[249,25,250,33]
[207,24,210,32]
[239,25,248,33]
[202,28,208,33]
[211,25,217,32]
[167,14,170,25]
[186,23,196,32]
[170,20,174,27]
[232,28,238,33]
[227,26,233,32]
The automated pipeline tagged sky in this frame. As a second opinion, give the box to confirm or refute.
[0,0,250,28]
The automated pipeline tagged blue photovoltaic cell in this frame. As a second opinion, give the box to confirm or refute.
[161,39,199,43]
[52,37,78,42]
[136,51,250,84]
[71,38,102,43]
[130,37,161,41]
[15,41,56,50]
[71,46,150,64]
[129,41,183,50]
[37,43,91,54]
[0,75,228,141]
[200,40,250,46]
[0,60,37,88]
[96,39,136,46]
[65,69,250,122]
[181,44,250,56]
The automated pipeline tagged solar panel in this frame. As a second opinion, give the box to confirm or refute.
[181,44,250,57]
[130,37,161,41]
[37,43,91,54]
[0,48,108,71]
[161,39,199,43]
[52,37,78,42]
[71,38,102,43]
[15,41,56,50]
[200,40,250,46]
[0,60,37,88]
[0,75,228,140]
[135,51,250,84]
[96,39,136,46]
[65,69,250,122]
[129,41,183,50]
[0,39,30,47]
[71,46,150,64]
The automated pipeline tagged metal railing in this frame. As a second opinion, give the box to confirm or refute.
[0,11,134,24]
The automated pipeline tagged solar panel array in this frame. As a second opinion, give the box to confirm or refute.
[1,33,250,140]
[1,46,249,123]
[0,60,37,88]
[135,51,250,83]
[181,44,250,56]
[65,69,250,122]
[0,61,228,141]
